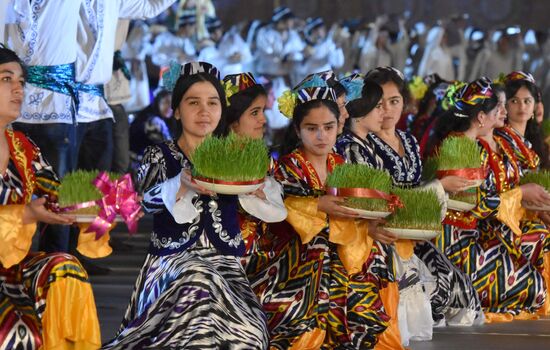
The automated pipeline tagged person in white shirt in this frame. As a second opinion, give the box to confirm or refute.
[418,25,455,81]
[298,17,344,78]
[122,20,153,114]
[75,0,177,173]
[151,8,197,69]
[472,29,524,80]
[359,15,393,72]
[7,0,84,254]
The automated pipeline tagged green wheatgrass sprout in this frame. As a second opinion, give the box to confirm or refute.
[325,164,392,211]
[520,170,550,190]
[541,119,550,138]
[191,134,269,181]
[58,170,121,214]
[436,136,482,170]
[422,156,438,181]
[449,187,478,205]
[386,188,442,230]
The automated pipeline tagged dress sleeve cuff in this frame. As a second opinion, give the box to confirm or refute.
[0,205,36,268]
[496,188,524,236]
[161,171,200,224]
[238,176,287,223]
[284,196,326,244]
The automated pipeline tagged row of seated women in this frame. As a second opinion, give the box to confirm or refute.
[1,41,549,349]
[102,56,550,350]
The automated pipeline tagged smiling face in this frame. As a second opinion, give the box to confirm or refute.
[0,61,25,124]
[174,81,222,139]
[298,104,338,158]
[506,86,535,125]
[231,94,267,139]
[379,82,404,130]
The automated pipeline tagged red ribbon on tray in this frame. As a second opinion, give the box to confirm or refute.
[59,172,141,240]
[436,167,486,180]
[325,187,404,211]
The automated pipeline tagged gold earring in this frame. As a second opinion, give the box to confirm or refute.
[478,122,484,128]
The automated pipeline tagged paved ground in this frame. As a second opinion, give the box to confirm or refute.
[90,217,550,349]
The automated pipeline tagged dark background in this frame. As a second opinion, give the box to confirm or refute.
[214,0,546,30]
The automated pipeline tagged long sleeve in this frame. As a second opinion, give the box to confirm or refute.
[470,152,502,220]
[470,151,524,236]
[137,145,171,214]
[238,176,287,223]
[31,141,60,201]
[137,144,201,223]
[0,204,37,268]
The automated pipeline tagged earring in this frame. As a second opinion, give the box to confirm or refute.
[478,122,484,128]
[532,114,535,120]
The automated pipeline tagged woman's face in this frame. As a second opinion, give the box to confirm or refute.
[0,62,25,123]
[175,81,222,139]
[493,91,507,129]
[298,105,338,158]
[354,100,384,134]
[476,99,502,136]
[506,86,535,125]
[380,82,404,130]
[158,94,173,119]
[336,94,348,134]
[231,94,267,139]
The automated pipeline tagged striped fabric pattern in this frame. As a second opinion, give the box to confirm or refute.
[103,249,268,349]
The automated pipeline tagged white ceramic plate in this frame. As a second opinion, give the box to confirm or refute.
[447,199,476,212]
[193,178,264,195]
[72,214,124,223]
[460,179,484,190]
[385,227,440,240]
[340,206,392,219]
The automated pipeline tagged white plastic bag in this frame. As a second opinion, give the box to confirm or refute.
[395,254,435,346]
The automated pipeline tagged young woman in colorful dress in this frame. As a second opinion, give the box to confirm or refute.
[246,73,396,349]
[495,72,550,315]
[220,71,287,254]
[433,77,550,321]
[103,62,272,349]
[0,45,101,350]
[364,67,483,333]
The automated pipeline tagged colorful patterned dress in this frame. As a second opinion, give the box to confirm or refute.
[367,130,483,325]
[103,140,268,350]
[437,135,548,316]
[245,149,395,349]
[495,126,550,315]
[0,129,100,350]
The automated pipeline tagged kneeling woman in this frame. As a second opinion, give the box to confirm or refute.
[103,62,269,349]
[247,74,395,349]
[0,46,101,349]
[433,78,550,320]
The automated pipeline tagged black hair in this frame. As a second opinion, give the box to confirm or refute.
[278,99,340,156]
[171,72,227,138]
[429,84,499,152]
[0,45,27,78]
[416,75,446,118]
[344,80,383,129]
[331,81,346,98]
[505,79,550,168]
[223,84,267,135]
[365,67,410,105]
